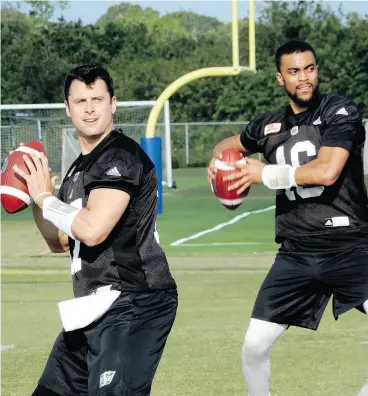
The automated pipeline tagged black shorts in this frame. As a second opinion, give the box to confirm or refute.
[33,289,178,396]
[252,243,368,330]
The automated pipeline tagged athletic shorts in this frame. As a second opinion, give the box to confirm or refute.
[32,289,178,396]
[252,242,368,330]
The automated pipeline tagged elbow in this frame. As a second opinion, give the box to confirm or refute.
[82,231,108,247]
[319,170,340,186]
[47,243,69,254]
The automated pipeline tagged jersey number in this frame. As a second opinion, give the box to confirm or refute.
[276,140,325,201]
[70,198,82,275]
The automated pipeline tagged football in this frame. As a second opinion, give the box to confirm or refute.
[212,148,250,210]
[0,141,45,214]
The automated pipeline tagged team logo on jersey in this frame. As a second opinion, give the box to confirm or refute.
[336,107,348,116]
[264,123,282,135]
[100,371,116,388]
[313,116,322,125]
[290,126,299,136]
[106,167,121,177]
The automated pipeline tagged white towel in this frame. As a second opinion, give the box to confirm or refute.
[58,285,121,331]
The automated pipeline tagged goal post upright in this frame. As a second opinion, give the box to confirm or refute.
[142,0,256,213]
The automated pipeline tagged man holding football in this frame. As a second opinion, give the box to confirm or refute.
[13,65,178,396]
[208,40,368,396]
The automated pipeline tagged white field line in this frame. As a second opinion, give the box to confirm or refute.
[171,205,275,247]
[177,242,261,247]
[1,344,16,351]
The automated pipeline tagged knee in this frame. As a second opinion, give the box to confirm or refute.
[242,328,270,361]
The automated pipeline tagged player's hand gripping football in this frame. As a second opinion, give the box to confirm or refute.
[207,141,229,183]
[224,157,265,194]
[12,146,58,207]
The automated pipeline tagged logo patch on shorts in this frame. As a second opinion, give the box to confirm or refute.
[264,123,282,135]
[100,371,116,388]
[325,217,349,227]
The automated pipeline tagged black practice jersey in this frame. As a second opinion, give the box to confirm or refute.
[240,93,368,246]
[59,129,176,297]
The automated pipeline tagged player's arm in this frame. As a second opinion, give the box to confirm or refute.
[13,151,134,247]
[41,188,130,247]
[293,146,349,186]
[226,99,363,193]
[32,203,69,253]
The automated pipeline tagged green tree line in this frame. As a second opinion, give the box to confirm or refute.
[2,1,367,123]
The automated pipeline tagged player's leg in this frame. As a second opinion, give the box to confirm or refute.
[243,248,332,396]
[329,244,368,319]
[86,289,178,396]
[32,330,88,396]
[356,301,368,396]
[242,318,287,396]
[363,300,368,314]
[326,245,368,396]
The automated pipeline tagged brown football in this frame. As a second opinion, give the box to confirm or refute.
[212,148,250,210]
[0,141,45,213]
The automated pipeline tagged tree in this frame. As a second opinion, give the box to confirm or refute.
[23,0,68,20]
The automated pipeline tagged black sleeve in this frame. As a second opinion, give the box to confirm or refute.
[239,118,264,154]
[321,98,362,152]
[57,184,64,201]
[83,156,142,196]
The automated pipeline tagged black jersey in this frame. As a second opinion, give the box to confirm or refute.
[59,129,176,297]
[240,93,368,245]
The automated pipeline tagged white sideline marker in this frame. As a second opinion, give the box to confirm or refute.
[171,205,275,247]
[1,344,16,351]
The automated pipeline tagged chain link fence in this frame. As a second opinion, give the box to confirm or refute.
[171,121,251,168]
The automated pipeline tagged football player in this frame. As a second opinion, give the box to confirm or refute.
[208,40,368,396]
[14,65,178,396]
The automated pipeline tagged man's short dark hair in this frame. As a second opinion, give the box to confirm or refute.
[275,40,317,72]
[64,65,114,101]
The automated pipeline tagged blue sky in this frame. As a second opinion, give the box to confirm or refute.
[14,1,368,24]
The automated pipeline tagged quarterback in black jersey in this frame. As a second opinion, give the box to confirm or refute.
[14,65,177,396]
[208,41,368,395]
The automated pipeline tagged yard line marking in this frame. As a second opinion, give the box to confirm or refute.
[1,344,16,351]
[172,269,268,274]
[178,242,261,246]
[170,205,275,246]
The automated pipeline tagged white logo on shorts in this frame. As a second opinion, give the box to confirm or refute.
[100,371,116,388]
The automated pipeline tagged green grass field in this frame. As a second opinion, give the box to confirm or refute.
[2,168,368,396]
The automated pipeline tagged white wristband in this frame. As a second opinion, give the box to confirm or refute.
[42,196,82,239]
[35,192,53,204]
[262,165,298,190]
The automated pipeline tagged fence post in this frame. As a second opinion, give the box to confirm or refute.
[185,123,189,165]
[37,119,42,141]
[10,119,15,149]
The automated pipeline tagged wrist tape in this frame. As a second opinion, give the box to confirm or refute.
[262,165,297,190]
[42,196,81,239]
